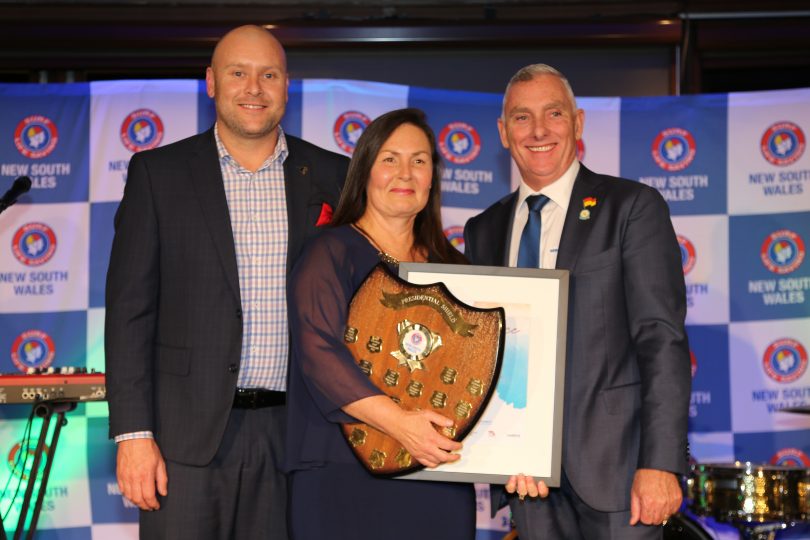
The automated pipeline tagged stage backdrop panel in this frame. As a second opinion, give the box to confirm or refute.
[729,211,810,322]
[89,80,200,204]
[0,83,90,205]
[620,93,729,216]
[686,324,732,434]
[727,88,810,216]
[1,203,89,314]
[409,86,512,208]
[672,214,730,325]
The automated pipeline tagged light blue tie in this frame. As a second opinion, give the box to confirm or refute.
[517,194,550,268]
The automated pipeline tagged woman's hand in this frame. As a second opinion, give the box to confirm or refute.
[343,395,462,468]
[388,409,462,468]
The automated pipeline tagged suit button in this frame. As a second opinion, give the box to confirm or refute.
[228,364,238,373]
[236,308,242,319]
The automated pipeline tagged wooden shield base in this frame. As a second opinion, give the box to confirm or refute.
[340,264,504,476]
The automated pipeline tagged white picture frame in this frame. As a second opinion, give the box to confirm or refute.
[398,263,569,486]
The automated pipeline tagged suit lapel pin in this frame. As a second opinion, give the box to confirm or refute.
[579,197,597,220]
[298,165,309,175]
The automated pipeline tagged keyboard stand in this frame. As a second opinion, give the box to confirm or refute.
[13,401,76,540]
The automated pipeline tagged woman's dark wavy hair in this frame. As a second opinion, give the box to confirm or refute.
[331,107,467,265]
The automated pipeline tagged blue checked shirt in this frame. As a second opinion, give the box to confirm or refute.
[217,124,290,391]
[115,125,290,444]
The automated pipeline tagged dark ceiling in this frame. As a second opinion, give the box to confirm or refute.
[1,0,809,93]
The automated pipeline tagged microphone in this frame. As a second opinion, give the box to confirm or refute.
[0,176,32,213]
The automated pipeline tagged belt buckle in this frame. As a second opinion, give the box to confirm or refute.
[236,388,257,409]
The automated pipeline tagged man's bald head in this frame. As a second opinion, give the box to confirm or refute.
[211,25,287,73]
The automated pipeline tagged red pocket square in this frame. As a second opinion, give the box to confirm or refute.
[315,202,333,227]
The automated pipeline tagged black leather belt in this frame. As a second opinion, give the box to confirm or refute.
[233,388,286,409]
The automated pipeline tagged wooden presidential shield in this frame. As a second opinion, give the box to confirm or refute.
[341,263,505,476]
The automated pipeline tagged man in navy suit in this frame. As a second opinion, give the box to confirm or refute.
[464,64,690,539]
[105,25,348,539]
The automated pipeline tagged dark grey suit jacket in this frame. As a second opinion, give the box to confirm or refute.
[105,128,348,466]
[464,165,690,512]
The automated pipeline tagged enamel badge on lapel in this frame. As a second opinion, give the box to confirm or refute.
[579,197,597,220]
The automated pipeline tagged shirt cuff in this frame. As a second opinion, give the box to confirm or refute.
[114,431,154,443]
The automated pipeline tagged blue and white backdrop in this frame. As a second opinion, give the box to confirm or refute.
[0,79,808,539]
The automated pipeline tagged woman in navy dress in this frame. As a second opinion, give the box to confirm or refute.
[285,108,474,539]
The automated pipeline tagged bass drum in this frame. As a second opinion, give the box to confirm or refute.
[663,513,713,540]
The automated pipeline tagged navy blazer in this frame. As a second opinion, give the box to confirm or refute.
[464,164,690,512]
[105,128,348,465]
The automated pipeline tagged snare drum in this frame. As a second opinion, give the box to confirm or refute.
[688,462,796,523]
[787,467,810,521]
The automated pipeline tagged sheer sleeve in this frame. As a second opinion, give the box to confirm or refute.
[288,230,382,423]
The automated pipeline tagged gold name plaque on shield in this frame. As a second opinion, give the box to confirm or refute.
[341,264,505,476]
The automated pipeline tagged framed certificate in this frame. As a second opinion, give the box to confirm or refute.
[398,263,569,487]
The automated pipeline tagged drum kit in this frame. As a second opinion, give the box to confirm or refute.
[676,461,810,539]
[671,406,810,539]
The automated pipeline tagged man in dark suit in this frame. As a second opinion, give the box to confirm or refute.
[464,64,690,539]
[105,25,348,539]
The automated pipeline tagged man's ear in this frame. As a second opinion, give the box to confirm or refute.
[575,108,585,141]
[205,67,215,99]
[497,117,509,149]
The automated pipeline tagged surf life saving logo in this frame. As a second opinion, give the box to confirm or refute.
[677,235,697,275]
[333,111,371,154]
[760,229,805,275]
[10,330,55,372]
[651,128,696,172]
[443,225,464,249]
[120,109,164,152]
[760,121,806,167]
[770,448,810,467]
[762,338,808,384]
[7,440,49,480]
[12,222,57,266]
[438,122,481,165]
[14,115,59,159]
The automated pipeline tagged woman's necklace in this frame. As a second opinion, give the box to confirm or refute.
[352,223,414,265]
